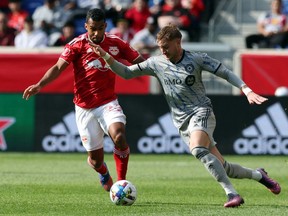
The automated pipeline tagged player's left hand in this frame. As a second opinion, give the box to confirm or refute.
[246,91,268,105]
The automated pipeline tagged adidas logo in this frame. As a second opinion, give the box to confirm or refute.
[42,112,114,152]
[137,113,190,153]
[234,102,288,155]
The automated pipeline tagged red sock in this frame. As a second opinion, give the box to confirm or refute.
[113,146,130,180]
[87,157,107,175]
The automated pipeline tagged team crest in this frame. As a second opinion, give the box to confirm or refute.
[62,47,71,56]
[185,64,194,72]
[109,46,119,55]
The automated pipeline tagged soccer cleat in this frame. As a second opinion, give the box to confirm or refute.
[257,168,281,195]
[224,194,244,208]
[98,163,113,192]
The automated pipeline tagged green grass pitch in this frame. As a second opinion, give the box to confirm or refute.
[0,153,287,215]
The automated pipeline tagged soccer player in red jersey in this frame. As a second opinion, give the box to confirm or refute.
[23,8,145,192]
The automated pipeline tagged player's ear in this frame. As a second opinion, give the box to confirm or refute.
[84,23,88,31]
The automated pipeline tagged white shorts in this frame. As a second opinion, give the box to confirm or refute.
[179,107,217,148]
[75,99,126,151]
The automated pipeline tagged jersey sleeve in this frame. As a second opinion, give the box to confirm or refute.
[59,38,79,64]
[118,40,141,63]
[195,52,221,73]
[109,57,155,79]
[196,52,245,88]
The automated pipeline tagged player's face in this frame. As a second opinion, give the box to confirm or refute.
[85,18,107,44]
[158,38,182,63]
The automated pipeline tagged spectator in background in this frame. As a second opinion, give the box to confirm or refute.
[76,0,103,10]
[52,21,76,46]
[125,0,151,33]
[148,0,164,15]
[109,16,135,42]
[181,0,205,19]
[181,0,205,41]
[245,0,288,49]
[130,16,159,58]
[111,0,133,12]
[58,0,77,23]
[14,15,48,48]
[0,11,16,46]
[32,0,64,35]
[181,0,204,41]
[7,0,29,32]
[155,0,196,41]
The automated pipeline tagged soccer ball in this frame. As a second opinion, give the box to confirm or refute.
[109,180,137,206]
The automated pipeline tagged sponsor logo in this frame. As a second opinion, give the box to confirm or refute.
[85,59,109,71]
[185,75,195,86]
[62,47,70,56]
[164,78,182,85]
[137,113,190,154]
[42,112,114,152]
[233,102,288,155]
[0,117,15,150]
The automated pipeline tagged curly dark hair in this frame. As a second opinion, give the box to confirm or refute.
[86,8,106,23]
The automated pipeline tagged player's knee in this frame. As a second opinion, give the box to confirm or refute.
[191,146,210,161]
[112,132,127,148]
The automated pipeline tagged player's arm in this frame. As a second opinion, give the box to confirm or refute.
[215,64,268,105]
[23,59,69,100]
[133,55,146,64]
[90,44,146,79]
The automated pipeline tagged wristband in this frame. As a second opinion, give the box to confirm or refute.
[102,52,111,60]
[242,87,252,96]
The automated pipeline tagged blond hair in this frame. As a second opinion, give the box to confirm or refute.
[156,24,182,43]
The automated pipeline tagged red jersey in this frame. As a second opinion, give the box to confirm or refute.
[59,32,140,109]
[7,10,29,31]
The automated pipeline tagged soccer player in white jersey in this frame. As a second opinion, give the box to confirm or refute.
[23,8,145,192]
[90,24,281,207]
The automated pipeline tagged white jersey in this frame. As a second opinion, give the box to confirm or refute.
[109,50,245,130]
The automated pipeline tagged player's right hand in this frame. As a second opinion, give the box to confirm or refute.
[89,43,106,57]
[23,84,41,100]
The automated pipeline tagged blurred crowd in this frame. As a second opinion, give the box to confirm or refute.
[0,0,216,57]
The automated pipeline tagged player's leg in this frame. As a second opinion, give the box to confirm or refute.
[186,108,244,207]
[87,148,113,191]
[101,99,130,181]
[108,122,130,180]
[75,105,113,191]
[210,146,281,194]
[189,131,244,207]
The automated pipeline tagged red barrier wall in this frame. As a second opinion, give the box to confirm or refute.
[235,51,288,96]
[0,51,150,94]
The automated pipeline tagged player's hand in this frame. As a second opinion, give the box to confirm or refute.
[23,84,41,100]
[246,91,268,105]
[89,43,106,57]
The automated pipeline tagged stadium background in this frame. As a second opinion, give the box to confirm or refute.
[1,0,288,155]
